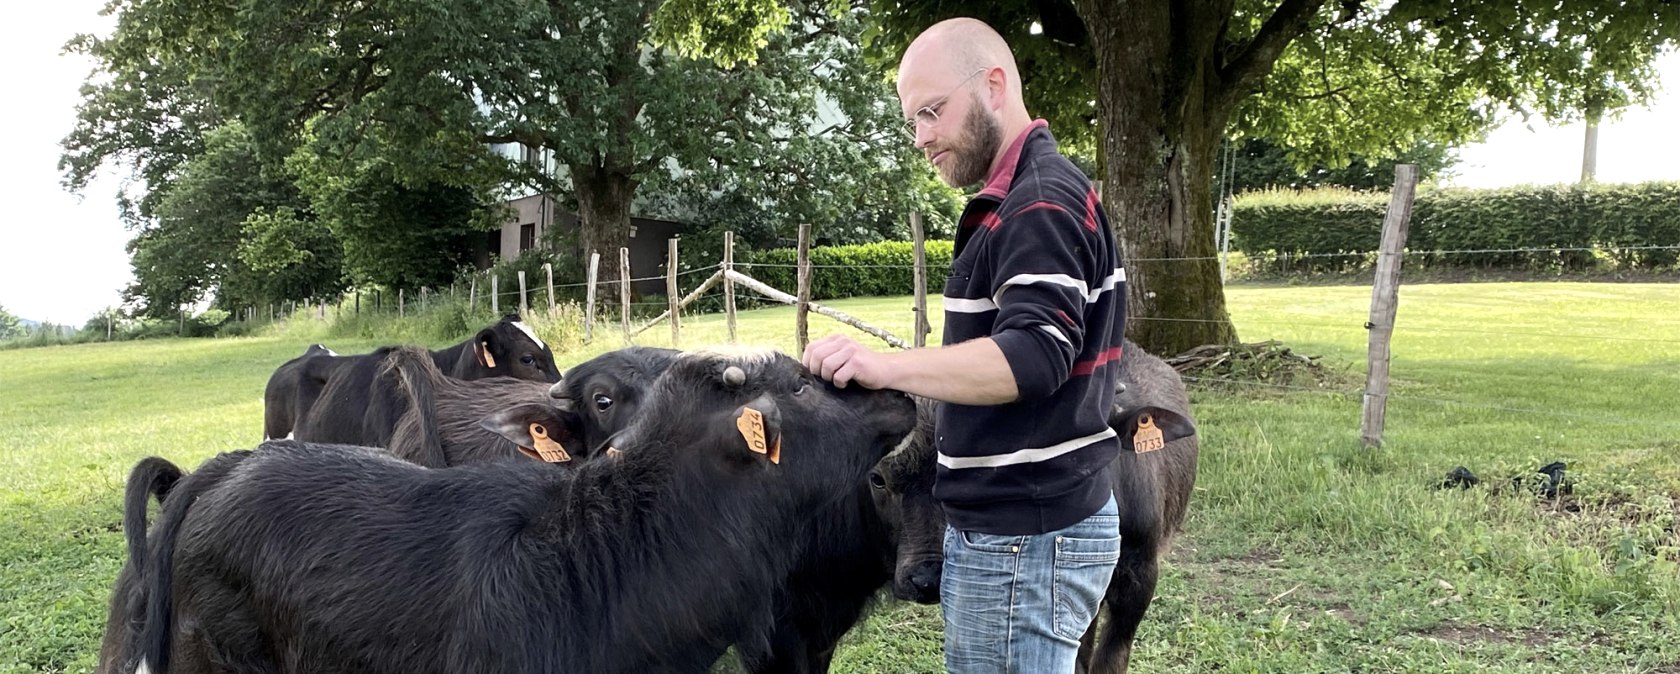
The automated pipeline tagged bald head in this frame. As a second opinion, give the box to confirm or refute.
[899,18,1023,101]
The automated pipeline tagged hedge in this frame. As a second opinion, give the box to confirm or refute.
[740,240,955,301]
[1232,182,1680,272]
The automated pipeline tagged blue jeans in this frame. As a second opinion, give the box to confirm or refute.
[941,496,1120,674]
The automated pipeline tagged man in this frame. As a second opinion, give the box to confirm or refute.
[802,17,1127,674]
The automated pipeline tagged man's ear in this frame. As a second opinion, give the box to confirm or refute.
[480,403,583,462]
[731,394,783,464]
[1112,406,1195,453]
[473,327,498,369]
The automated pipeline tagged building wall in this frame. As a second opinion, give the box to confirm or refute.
[494,193,686,296]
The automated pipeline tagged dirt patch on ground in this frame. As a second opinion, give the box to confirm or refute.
[1321,602,1367,626]
[1415,624,1560,647]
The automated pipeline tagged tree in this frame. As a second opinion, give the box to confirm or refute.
[59,12,222,227]
[1226,139,1457,193]
[122,123,308,317]
[657,0,1679,353]
[288,152,492,292]
[0,305,23,340]
[233,207,347,304]
[77,0,950,291]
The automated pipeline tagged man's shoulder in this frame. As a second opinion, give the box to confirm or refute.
[1001,147,1092,212]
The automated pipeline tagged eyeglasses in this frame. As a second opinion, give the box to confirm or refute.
[903,68,988,140]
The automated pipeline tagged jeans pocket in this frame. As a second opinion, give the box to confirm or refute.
[1052,533,1120,640]
[959,529,1029,555]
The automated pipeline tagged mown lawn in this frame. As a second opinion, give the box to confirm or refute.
[2,282,1676,673]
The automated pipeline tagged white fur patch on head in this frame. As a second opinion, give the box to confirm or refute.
[136,658,153,674]
[683,344,781,365]
[511,321,547,351]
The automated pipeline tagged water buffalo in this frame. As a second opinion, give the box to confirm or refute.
[873,340,1199,674]
[263,314,559,442]
[379,345,678,466]
[114,349,917,674]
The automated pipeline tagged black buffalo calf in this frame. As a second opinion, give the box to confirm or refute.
[380,345,677,466]
[263,313,559,443]
[874,340,1199,674]
[118,350,916,674]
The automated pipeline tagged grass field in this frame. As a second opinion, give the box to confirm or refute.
[2,282,1677,673]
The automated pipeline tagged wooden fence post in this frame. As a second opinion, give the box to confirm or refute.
[619,247,632,342]
[911,212,930,348]
[399,289,405,318]
[585,251,600,341]
[544,262,556,313]
[796,224,812,352]
[724,231,737,342]
[469,278,478,312]
[491,275,500,315]
[375,291,381,313]
[667,239,681,347]
[355,292,360,316]
[421,287,428,312]
[1361,164,1419,449]
[518,271,529,316]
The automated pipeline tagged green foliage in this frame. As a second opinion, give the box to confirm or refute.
[1232,182,1680,272]
[0,304,22,340]
[741,239,953,300]
[289,153,491,292]
[1225,138,1458,193]
[233,206,348,304]
[123,123,308,317]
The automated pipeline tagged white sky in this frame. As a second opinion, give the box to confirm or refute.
[1,4,1675,325]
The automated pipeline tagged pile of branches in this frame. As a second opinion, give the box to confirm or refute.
[1167,340,1352,390]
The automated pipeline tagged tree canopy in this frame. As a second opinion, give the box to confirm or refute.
[64,0,957,302]
[654,0,1678,353]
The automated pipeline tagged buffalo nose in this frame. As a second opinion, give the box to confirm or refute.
[908,561,942,604]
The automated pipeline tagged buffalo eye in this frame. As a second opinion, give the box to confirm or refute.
[793,382,809,397]
[868,472,887,490]
[594,394,613,412]
[520,354,536,366]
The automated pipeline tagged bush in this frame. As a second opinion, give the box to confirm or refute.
[1232,182,1680,273]
[739,240,954,301]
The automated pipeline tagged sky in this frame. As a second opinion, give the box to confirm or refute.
[1,4,1676,325]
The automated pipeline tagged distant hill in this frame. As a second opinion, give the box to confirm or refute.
[18,318,41,329]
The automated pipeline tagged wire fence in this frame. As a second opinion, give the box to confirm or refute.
[237,238,1676,439]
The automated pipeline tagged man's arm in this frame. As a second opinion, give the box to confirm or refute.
[802,334,1018,406]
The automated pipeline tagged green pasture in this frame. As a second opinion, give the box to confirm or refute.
[2,282,1676,673]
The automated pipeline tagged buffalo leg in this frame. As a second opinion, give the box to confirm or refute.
[1089,543,1161,674]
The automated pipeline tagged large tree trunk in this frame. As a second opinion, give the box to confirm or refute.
[1076,0,1239,356]
[571,164,638,291]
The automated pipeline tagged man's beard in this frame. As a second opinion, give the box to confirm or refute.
[941,95,1004,188]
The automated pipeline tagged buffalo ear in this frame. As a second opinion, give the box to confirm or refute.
[1112,406,1195,453]
[730,394,783,464]
[472,327,499,369]
[480,404,583,462]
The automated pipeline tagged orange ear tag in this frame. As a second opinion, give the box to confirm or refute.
[481,342,497,368]
[1133,414,1164,454]
[736,407,778,464]
[528,422,571,463]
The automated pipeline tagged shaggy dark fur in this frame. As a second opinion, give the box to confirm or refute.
[124,352,916,674]
[263,314,560,442]
[876,340,1200,674]
[94,458,183,674]
[381,345,678,466]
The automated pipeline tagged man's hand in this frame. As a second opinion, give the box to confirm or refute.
[802,334,897,390]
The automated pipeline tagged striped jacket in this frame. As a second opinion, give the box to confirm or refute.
[934,120,1127,536]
